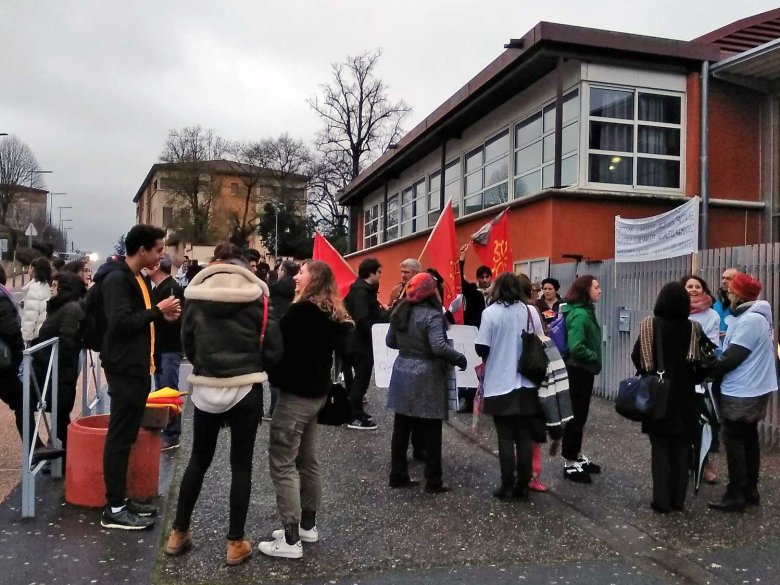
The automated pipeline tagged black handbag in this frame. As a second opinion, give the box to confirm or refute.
[518,306,549,387]
[615,319,670,422]
[318,382,351,426]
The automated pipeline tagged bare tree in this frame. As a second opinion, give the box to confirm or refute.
[0,135,43,225]
[307,50,410,249]
[159,126,227,243]
[227,134,312,248]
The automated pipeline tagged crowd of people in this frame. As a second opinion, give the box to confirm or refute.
[0,223,776,567]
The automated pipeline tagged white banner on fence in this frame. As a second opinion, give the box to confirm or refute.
[371,323,480,389]
[615,197,699,263]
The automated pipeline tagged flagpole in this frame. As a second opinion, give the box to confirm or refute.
[417,195,453,262]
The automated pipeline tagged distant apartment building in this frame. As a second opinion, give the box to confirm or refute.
[134,160,309,254]
[6,186,48,232]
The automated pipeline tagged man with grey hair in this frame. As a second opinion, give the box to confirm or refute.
[149,254,185,450]
[388,258,422,308]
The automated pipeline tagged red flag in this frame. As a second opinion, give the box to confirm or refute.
[312,231,356,298]
[418,199,463,323]
[470,209,513,276]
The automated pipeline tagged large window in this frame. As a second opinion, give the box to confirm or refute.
[514,90,579,198]
[588,87,682,189]
[428,159,461,225]
[464,130,509,215]
[401,179,426,236]
[363,202,380,248]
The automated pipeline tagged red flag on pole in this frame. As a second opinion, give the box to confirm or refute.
[312,231,356,298]
[470,209,513,276]
[418,199,463,323]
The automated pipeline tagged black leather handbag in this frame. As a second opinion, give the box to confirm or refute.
[518,306,549,387]
[615,319,670,422]
[318,382,351,426]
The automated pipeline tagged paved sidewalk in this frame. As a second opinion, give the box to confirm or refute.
[3,385,780,585]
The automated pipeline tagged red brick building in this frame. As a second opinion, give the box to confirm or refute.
[339,9,780,298]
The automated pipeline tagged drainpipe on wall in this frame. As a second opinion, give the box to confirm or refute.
[700,60,710,250]
[439,139,447,211]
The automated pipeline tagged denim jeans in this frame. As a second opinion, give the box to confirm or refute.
[154,352,183,441]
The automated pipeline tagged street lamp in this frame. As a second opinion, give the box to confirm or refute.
[28,169,52,187]
[58,206,72,232]
[48,192,66,226]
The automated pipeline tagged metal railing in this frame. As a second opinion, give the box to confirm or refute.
[21,337,59,518]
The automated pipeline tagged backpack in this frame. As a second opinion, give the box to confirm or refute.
[548,313,568,358]
[80,281,107,352]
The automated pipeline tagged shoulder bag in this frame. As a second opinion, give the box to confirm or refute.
[518,305,549,387]
[615,318,670,422]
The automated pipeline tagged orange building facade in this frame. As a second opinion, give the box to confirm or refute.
[339,11,780,302]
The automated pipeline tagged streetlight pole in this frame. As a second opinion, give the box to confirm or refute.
[274,205,279,258]
[58,206,72,233]
[48,192,66,226]
[28,169,52,187]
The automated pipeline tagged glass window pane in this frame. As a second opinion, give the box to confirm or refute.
[542,164,555,189]
[444,160,460,184]
[589,121,633,152]
[514,142,541,175]
[562,122,579,155]
[638,126,680,156]
[401,222,413,237]
[484,157,508,186]
[484,183,508,208]
[561,155,578,187]
[464,193,482,215]
[401,203,412,222]
[515,113,543,147]
[589,154,633,184]
[637,158,680,188]
[638,94,681,124]
[465,148,483,173]
[466,171,482,195]
[543,104,556,133]
[543,134,555,163]
[485,130,509,161]
[386,226,398,240]
[428,209,441,225]
[445,177,461,204]
[515,170,541,197]
[590,88,634,119]
[563,90,579,123]
[452,197,460,218]
[387,195,399,228]
[428,192,440,212]
[402,188,413,206]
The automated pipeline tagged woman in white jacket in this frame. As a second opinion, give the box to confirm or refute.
[21,258,52,343]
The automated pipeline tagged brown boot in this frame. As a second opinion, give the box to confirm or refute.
[164,529,192,556]
[226,539,252,565]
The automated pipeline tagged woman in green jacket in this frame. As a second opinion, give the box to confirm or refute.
[561,275,603,483]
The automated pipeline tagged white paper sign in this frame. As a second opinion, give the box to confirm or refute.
[371,323,480,389]
[615,197,699,263]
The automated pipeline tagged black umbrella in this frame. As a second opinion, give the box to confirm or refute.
[692,383,720,494]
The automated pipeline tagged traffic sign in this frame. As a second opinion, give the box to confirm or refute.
[24,223,37,237]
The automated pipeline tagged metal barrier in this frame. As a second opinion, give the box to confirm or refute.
[80,349,108,417]
[21,337,59,518]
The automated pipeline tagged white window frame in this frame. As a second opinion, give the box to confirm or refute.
[463,129,510,216]
[400,178,426,237]
[513,89,580,199]
[585,83,685,192]
[363,201,381,249]
[385,192,400,242]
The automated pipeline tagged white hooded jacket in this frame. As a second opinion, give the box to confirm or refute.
[21,280,51,342]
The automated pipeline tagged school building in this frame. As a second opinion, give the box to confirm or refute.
[339,9,780,297]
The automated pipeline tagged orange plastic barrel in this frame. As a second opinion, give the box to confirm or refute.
[65,414,161,507]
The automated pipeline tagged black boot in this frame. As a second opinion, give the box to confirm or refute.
[512,481,529,500]
[708,491,746,513]
[745,485,760,506]
[492,482,514,500]
[284,523,300,545]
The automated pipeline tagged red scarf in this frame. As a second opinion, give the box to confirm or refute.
[689,293,712,314]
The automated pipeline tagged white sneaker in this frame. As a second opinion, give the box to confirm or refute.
[272,525,318,543]
[258,535,303,559]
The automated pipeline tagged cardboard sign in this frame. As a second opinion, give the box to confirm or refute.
[372,323,480,389]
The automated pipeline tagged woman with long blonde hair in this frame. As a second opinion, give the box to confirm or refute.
[260,260,353,560]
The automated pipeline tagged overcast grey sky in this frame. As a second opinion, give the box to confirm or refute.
[2,0,778,255]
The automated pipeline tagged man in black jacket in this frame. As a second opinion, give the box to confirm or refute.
[266,260,298,419]
[343,258,388,430]
[149,254,185,450]
[458,243,492,328]
[98,225,180,531]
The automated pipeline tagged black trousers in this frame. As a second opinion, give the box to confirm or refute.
[173,389,261,540]
[390,414,443,487]
[493,415,533,487]
[104,371,149,507]
[342,353,373,418]
[562,365,595,461]
[722,419,761,497]
[649,433,691,510]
